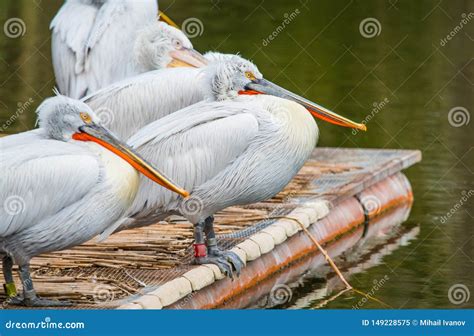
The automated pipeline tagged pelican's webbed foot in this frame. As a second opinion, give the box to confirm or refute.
[194,255,236,278]
[207,245,244,277]
[193,218,244,279]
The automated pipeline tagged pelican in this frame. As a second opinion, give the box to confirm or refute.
[105,58,366,277]
[50,0,207,98]
[0,95,187,306]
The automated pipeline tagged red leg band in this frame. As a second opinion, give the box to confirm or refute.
[193,243,207,258]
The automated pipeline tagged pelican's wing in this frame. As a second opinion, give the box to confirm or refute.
[50,0,158,98]
[83,67,204,139]
[50,1,99,98]
[127,100,260,213]
[0,140,99,237]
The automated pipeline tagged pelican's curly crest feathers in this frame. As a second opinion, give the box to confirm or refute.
[204,56,262,101]
[134,22,193,71]
[36,95,96,141]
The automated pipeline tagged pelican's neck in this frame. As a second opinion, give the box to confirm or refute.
[252,94,319,147]
[77,141,139,205]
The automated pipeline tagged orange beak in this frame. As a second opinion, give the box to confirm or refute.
[243,78,367,131]
[73,124,189,198]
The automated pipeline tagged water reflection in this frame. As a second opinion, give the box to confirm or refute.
[241,203,417,309]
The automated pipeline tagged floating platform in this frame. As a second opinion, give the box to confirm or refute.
[0,148,421,309]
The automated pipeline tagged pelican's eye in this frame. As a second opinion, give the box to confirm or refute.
[173,39,182,49]
[80,112,92,124]
[245,71,256,80]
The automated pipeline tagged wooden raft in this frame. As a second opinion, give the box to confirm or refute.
[0,148,421,308]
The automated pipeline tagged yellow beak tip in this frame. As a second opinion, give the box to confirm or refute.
[358,124,367,131]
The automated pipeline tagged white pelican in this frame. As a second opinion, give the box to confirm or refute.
[0,95,187,306]
[50,0,207,98]
[106,59,366,277]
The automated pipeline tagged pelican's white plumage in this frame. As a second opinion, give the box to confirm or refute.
[125,96,318,226]
[0,97,138,306]
[0,95,185,306]
[83,54,252,139]
[50,0,158,98]
[83,67,205,139]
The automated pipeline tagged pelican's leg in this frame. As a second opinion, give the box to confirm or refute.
[11,264,72,307]
[203,216,244,276]
[2,256,17,298]
[193,220,236,278]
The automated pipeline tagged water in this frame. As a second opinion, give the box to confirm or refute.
[0,0,472,308]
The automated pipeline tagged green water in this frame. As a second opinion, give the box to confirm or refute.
[0,0,472,308]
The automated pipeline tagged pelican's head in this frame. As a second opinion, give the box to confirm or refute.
[134,22,208,71]
[205,56,263,101]
[37,95,99,141]
[37,95,189,198]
